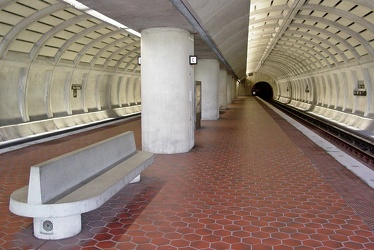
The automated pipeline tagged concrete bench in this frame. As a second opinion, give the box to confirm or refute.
[9,131,154,240]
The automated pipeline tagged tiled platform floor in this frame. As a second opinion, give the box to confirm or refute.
[0,97,373,249]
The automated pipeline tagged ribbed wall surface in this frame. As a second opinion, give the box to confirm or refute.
[0,0,141,142]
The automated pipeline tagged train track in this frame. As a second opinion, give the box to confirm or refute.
[269,100,374,166]
[0,114,140,153]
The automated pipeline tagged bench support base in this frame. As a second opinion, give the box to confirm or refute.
[33,214,81,240]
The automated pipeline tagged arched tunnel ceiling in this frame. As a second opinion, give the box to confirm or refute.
[1,0,374,81]
[248,0,374,80]
[180,0,250,79]
[0,0,141,73]
[75,0,251,79]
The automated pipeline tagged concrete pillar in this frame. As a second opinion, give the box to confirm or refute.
[230,77,236,102]
[227,75,233,105]
[141,27,195,154]
[219,69,227,110]
[195,59,219,120]
[236,80,240,98]
[232,78,237,101]
[226,74,232,105]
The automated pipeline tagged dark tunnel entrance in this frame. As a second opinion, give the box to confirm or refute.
[252,81,274,100]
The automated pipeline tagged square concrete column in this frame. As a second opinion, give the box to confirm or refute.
[141,28,195,154]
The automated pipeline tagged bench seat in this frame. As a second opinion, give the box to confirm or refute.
[9,131,154,240]
[10,151,153,217]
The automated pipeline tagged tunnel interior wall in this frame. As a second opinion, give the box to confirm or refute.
[0,59,141,142]
[0,0,142,143]
[274,62,374,135]
[1,0,374,142]
[245,72,277,98]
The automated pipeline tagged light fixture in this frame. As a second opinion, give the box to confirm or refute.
[63,0,141,37]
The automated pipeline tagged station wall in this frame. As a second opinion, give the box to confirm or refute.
[0,0,141,143]
[0,59,141,142]
[275,62,374,134]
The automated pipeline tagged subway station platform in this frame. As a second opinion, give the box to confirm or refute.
[1,97,373,250]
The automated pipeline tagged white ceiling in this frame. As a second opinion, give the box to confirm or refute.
[77,0,250,79]
[248,0,374,80]
[1,0,373,81]
[72,0,374,80]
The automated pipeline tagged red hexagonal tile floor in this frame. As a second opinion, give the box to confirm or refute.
[1,97,373,249]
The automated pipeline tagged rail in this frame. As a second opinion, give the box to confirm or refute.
[269,100,374,164]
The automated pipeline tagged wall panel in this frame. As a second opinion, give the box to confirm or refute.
[0,61,28,125]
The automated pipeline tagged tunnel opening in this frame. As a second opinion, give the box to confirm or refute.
[252,81,273,100]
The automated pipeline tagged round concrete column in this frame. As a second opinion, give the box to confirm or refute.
[235,80,240,98]
[195,59,219,120]
[219,69,227,110]
[141,28,194,154]
[232,78,237,101]
[226,74,232,105]
[227,75,233,105]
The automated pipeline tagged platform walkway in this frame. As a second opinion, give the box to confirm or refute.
[0,97,373,249]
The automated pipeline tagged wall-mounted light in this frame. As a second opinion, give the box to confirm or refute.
[189,55,197,65]
[137,56,141,65]
[305,85,309,93]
